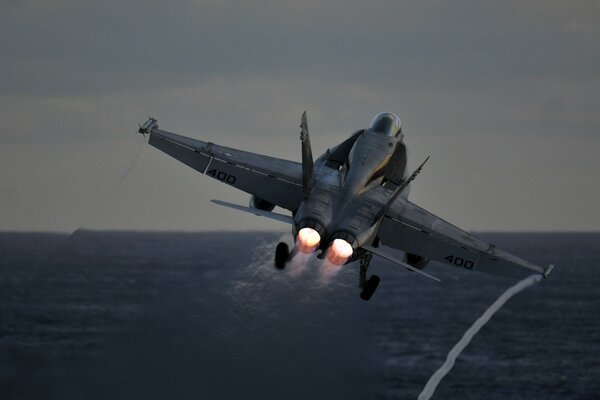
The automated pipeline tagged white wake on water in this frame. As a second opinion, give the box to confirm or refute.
[417,274,543,400]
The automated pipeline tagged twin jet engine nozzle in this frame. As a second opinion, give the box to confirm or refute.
[295,227,354,266]
[296,227,321,254]
[326,238,354,266]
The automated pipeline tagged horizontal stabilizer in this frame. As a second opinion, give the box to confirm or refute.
[211,199,294,224]
[363,245,441,282]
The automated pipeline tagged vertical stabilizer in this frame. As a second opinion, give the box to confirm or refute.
[300,111,315,198]
[375,156,430,221]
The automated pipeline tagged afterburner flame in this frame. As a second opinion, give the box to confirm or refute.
[326,239,354,266]
[296,227,321,254]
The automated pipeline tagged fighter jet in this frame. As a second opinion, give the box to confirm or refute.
[138,112,553,300]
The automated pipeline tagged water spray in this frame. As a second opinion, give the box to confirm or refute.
[417,274,544,400]
[318,259,343,285]
[287,251,311,277]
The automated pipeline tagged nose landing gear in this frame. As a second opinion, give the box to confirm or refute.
[275,242,290,269]
[360,275,381,301]
[359,253,380,301]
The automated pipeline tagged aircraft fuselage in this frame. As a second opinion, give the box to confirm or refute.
[293,113,408,264]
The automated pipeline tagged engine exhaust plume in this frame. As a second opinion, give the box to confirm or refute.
[288,251,311,277]
[318,258,343,284]
[325,239,353,266]
[296,227,321,254]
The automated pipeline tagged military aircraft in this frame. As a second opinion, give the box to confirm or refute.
[138,112,553,300]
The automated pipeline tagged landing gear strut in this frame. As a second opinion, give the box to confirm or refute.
[275,242,289,270]
[359,253,380,301]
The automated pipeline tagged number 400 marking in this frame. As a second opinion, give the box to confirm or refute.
[445,255,474,269]
[207,169,237,184]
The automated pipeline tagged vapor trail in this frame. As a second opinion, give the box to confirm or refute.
[97,138,145,208]
[417,274,543,400]
[73,137,145,232]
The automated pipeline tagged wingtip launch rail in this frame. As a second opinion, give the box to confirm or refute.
[138,117,158,136]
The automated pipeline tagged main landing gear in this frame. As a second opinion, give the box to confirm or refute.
[359,253,380,301]
[274,242,380,301]
[274,242,290,270]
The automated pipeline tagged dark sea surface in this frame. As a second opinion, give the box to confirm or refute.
[0,231,598,399]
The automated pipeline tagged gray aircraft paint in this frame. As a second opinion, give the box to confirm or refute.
[142,112,551,289]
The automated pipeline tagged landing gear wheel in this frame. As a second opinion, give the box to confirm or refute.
[274,242,289,270]
[360,275,380,301]
[359,253,373,288]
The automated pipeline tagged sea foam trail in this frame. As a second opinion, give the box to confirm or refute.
[417,274,543,400]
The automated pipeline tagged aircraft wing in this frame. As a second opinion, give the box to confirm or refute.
[378,197,549,279]
[148,128,303,211]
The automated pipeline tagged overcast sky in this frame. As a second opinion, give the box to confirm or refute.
[1,0,599,232]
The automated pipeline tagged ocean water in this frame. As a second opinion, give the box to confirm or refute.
[0,231,598,399]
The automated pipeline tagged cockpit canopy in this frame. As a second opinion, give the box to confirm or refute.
[368,112,402,137]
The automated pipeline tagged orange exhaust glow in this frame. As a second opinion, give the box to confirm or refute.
[296,227,321,254]
[325,239,353,266]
